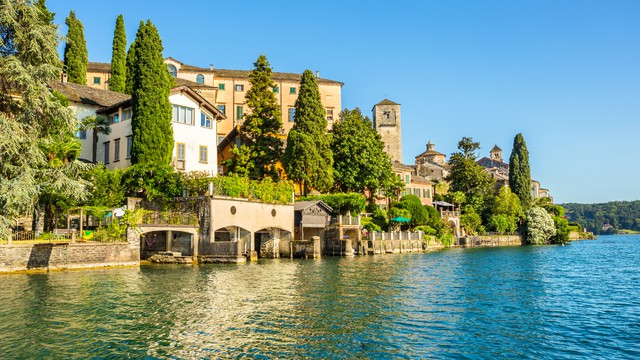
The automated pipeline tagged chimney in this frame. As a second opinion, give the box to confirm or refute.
[315,70,319,78]
[209,64,214,71]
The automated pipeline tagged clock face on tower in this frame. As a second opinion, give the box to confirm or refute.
[381,109,396,125]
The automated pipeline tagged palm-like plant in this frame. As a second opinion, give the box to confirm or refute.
[80,115,111,163]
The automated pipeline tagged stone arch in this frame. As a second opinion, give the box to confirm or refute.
[140,228,198,259]
[254,227,292,259]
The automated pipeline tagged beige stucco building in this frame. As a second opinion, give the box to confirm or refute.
[86,58,343,144]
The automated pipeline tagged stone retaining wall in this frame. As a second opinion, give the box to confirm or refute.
[0,241,139,273]
[459,235,523,247]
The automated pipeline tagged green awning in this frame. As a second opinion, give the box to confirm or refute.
[390,216,411,223]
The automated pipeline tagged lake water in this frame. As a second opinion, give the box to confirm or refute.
[0,235,639,359]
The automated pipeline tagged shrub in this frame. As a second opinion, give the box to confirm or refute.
[525,206,556,244]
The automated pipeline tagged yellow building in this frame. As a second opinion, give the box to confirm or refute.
[86,58,343,143]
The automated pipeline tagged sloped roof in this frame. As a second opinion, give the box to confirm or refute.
[87,62,112,73]
[491,144,502,152]
[375,99,400,106]
[174,77,217,90]
[214,68,343,85]
[415,149,445,158]
[294,200,333,213]
[49,81,130,107]
[392,160,414,172]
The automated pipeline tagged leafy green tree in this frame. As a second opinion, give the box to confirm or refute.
[460,206,482,235]
[509,133,532,209]
[331,108,397,195]
[525,206,556,244]
[109,14,127,93]
[63,11,88,85]
[121,164,183,205]
[0,0,89,237]
[128,20,173,166]
[284,70,333,194]
[83,166,126,207]
[488,214,511,234]
[388,207,411,223]
[227,55,283,179]
[394,194,429,228]
[446,137,495,212]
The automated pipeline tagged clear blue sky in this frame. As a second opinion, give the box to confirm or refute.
[48,0,640,204]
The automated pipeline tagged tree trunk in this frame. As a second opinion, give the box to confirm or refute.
[92,129,98,163]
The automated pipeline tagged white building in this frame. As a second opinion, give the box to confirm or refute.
[95,85,225,174]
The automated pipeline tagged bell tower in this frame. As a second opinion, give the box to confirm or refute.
[372,99,402,163]
[490,145,503,162]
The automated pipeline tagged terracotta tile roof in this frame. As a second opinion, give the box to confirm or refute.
[87,62,112,73]
[49,81,130,107]
[214,68,343,85]
[415,149,446,158]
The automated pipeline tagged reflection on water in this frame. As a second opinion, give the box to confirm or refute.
[0,236,639,359]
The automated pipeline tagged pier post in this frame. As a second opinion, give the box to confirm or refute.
[166,230,173,252]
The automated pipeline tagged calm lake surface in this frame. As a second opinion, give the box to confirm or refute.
[1,235,639,359]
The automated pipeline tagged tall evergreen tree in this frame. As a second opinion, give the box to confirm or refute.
[109,14,127,93]
[129,20,173,166]
[331,108,396,194]
[227,55,283,179]
[34,0,55,24]
[124,22,141,95]
[0,0,88,237]
[63,11,88,85]
[509,133,532,209]
[283,69,333,195]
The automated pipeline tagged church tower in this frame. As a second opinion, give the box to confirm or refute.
[490,145,503,162]
[372,99,402,163]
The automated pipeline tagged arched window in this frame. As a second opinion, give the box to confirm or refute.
[196,74,205,84]
[167,64,177,78]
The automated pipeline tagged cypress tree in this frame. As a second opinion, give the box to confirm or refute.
[63,11,88,85]
[509,133,532,208]
[129,20,173,166]
[283,70,333,195]
[109,14,126,93]
[124,22,141,95]
[228,55,283,179]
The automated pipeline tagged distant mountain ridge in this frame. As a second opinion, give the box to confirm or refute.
[561,200,640,234]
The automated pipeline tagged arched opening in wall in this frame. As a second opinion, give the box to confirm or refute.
[196,74,204,84]
[140,230,196,259]
[254,227,291,259]
[199,226,251,256]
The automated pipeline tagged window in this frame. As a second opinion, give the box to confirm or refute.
[196,74,205,84]
[289,87,296,94]
[199,146,208,163]
[217,135,225,145]
[217,104,226,115]
[126,136,132,159]
[172,105,194,125]
[167,64,177,77]
[76,129,87,139]
[235,84,244,92]
[288,108,295,122]
[114,138,120,162]
[103,141,110,164]
[326,108,334,122]
[201,113,212,128]
[110,113,119,124]
[236,105,243,120]
[405,174,410,184]
[273,86,279,93]
[122,108,132,121]
[218,83,225,90]
[93,77,101,84]
[176,143,185,170]
[426,189,431,198]
[414,188,420,196]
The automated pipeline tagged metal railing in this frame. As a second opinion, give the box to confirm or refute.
[140,212,198,226]
[330,215,361,226]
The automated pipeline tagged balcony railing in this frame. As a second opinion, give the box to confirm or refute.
[330,215,361,226]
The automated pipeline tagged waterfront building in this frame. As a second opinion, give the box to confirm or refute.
[86,59,344,143]
[415,141,449,181]
[372,99,403,164]
[94,85,225,174]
